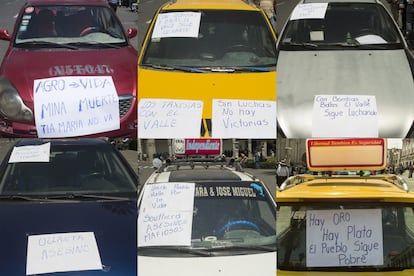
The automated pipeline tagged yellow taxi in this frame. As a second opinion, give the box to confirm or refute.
[277,138,414,275]
[137,0,277,137]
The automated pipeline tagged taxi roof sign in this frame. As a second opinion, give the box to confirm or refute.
[306,138,386,171]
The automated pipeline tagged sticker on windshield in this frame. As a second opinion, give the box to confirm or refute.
[195,183,264,198]
[9,142,51,163]
[33,76,120,138]
[26,232,102,275]
[138,182,195,247]
[312,95,378,138]
[306,209,383,267]
[290,3,328,20]
[212,99,276,139]
[152,12,201,38]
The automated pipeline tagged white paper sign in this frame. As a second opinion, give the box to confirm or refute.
[26,232,103,275]
[34,76,120,138]
[306,209,383,267]
[9,142,50,163]
[290,3,328,20]
[312,95,378,138]
[212,99,276,138]
[152,12,201,38]
[138,98,203,138]
[138,182,195,247]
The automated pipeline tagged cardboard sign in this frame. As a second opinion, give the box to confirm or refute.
[9,142,51,163]
[26,232,102,275]
[138,182,195,247]
[312,95,378,138]
[306,209,383,267]
[212,99,276,138]
[138,98,203,138]
[34,76,120,138]
[152,12,201,38]
[290,3,328,20]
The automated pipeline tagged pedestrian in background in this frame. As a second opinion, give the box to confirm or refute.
[239,152,248,168]
[276,159,290,187]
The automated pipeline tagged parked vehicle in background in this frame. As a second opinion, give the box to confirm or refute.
[0,138,139,275]
[0,0,138,139]
[138,157,277,276]
[276,0,414,138]
[277,138,414,274]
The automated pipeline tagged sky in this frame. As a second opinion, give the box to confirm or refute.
[387,138,402,149]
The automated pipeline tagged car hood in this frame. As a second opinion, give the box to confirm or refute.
[138,252,276,276]
[137,68,276,119]
[276,49,414,138]
[0,200,137,275]
[0,47,138,102]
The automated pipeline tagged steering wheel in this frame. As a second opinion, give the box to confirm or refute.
[226,44,251,52]
[217,220,260,236]
[80,26,99,36]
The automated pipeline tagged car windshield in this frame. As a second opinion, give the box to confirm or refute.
[279,3,404,50]
[141,10,277,68]
[14,5,128,47]
[0,143,137,197]
[277,203,414,271]
[139,181,276,256]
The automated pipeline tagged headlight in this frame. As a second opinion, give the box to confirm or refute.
[0,77,33,122]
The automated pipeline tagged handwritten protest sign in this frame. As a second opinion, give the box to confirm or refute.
[290,3,328,20]
[26,232,102,275]
[306,209,383,267]
[34,76,120,138]
[138,182,195,247]
[9,142,50,163]
[138,99,203,138]
[312,95,378,137]
[212,99,276,138]
[152,12,201,38]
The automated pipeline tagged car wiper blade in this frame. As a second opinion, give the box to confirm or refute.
[68,42,122,49]
[0,195,63,202]
[282,42,319,48]
[147,64,207,73]
[209,244,276,252]
[206,66,270,72]
[139,246,215,256]
[17,41,80,50]
[47,193,131,201]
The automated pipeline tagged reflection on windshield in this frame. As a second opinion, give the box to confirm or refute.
[15,5,127,47]
[279,3,403,49]
[142,10,276,68]
[277,204,414,271]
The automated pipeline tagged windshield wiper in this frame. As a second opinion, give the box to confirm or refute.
[17,41,80,50]
[0,195,65,202]
[139,246,215,256]
[205,66,271,72]
[46,193,131,201]
[282,41,319,48]
[208,244,276,252]
[67,41,122,49]
[145,64,207,73]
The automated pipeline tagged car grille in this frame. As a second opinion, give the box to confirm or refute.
[119,95,134,118]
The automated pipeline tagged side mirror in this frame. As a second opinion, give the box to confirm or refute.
[127,27,137,39]
[0,29,11,41]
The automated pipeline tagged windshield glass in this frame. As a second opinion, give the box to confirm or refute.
[279,3,403,50]
[0,144,137,196]
[141,10,276,68]
[14,5,128,47]
[277,203,414,271]
[139,181,276,256]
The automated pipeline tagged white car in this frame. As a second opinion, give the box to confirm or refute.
[137,158,276,276]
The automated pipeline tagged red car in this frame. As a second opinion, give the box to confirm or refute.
[0,0,137,138]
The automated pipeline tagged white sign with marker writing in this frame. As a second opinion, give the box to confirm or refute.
[306,209,383,267]
[138,182,195,247]
[33,76,120,138]
[138,98,203,138]
[312,95,378,137]
[212,99,276,138]
[26,232,102,275]
[152,12,201,38]
[290,3,328,20]
[9,142,50,163]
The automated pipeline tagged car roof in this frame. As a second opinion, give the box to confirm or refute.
[145,159,262,184]
[277,174,414,203]
[23,0,109,7]
[160,0,260,11]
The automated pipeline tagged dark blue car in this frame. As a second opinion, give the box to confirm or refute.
[0,138,139,275]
